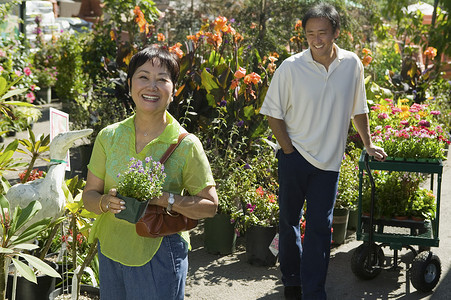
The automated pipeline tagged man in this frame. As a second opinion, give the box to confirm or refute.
[259,3,387,300]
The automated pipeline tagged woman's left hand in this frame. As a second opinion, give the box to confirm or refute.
[103,188,126,214]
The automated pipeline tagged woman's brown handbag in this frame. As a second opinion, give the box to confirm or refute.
[135,132,198,238]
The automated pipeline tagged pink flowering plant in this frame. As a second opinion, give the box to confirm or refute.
[116,157,166,202]
[370,98,450,160]
[231,185,279,233]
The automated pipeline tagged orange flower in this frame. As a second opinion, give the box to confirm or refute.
[206,32,222,47]
[234,32,243,43]
[268,56,278,63]
[294,20,302,31]
[250,22,257,29]
[230,79,240,90]
[169,42,184,59]
[267,194,276,203]
[267,63,277,74]
[424,46,437,60]
[187,34,198,43]
[214,16,228,32]
[226,25,236,36]
[362,55,372,66]
[244,72,261,85]
[134,6,149,34]
[157,33,166,41]
[256,186,264,197]
[362,48,372,56]
[109,30,116,41]
[234,67,246,79]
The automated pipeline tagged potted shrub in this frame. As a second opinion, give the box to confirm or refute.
[232,185,279,267]
[0,198,60,300]
[48,176,100,300]
[334,142,360,241]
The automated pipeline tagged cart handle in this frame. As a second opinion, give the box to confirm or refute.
[364,153,376,245]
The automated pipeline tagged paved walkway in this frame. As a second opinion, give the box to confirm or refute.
[3,101,451,299]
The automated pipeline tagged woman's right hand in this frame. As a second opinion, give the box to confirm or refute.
[102,188,126,214]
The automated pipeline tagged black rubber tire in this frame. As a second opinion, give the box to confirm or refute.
[351,243,385,280]
[410,251,441,292]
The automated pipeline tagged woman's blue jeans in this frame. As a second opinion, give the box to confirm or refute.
[98,233,188,300]
[277,149,338,300]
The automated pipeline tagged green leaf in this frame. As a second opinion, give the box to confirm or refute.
[13,243,40,251]
[201,69,220,93]
[11,258,37,283]
[20,253,61,278]
[2,100,34,107]
[243,105,255,119]
[13,201,42,233]
[205,94,216,107]
[0,77,6,95]
[0,247,14,254]
[13,217,52,245]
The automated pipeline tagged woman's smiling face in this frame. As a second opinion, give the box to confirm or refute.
[129,59,174,115]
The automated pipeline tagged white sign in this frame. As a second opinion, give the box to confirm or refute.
[49,107,70,171]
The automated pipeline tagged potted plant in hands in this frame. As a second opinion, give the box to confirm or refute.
[115,157,166,223]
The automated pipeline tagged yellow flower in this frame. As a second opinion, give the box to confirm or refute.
[123,52,134,65]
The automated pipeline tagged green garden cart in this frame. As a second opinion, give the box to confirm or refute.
[351,150,443,292]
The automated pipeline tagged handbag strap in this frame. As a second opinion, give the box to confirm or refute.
[159,132,190,164]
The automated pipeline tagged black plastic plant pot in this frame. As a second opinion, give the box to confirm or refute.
[115,193,149,224]
[7,260,58,300]
[246,225,278,267]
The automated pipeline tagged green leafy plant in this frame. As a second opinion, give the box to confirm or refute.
[16,129,50,183]
[116,157,166,201]
[336,142,360,209]
[0,199,60,299]
[231,185,279,234]
[361,170,431,220]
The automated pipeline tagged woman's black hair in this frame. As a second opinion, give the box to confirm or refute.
[302,3,340,33]
[126,45,180,92]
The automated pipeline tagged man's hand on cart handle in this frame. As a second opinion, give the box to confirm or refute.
[366,145,388,162]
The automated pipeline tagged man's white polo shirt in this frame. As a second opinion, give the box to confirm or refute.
[260,44,369,172]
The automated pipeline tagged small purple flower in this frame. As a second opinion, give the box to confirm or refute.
[220,100,227,107]
[236,120,244,127]
[244,163,251,169]
[246,203,256,213]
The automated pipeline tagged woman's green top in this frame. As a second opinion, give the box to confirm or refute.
[86,112,215,266]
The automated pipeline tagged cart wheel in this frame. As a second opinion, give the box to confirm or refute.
[410,251,441,292]
[351,243,384,280]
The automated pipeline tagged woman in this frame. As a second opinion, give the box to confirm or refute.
[82,45,218,300]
